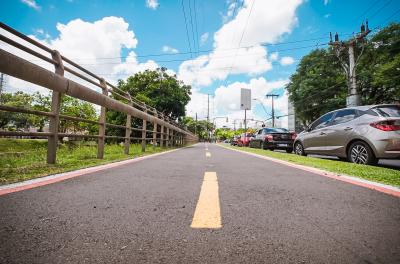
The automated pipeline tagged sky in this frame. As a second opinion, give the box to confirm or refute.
[1,0,399,129]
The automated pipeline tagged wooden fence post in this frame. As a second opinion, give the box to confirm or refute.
[166,127,170,148]
[47,50,64,164]
[124,100,132,154]
[141,110,147,152]
[97,78,108,159]
[160,114,164,148]
[152,121,157,150]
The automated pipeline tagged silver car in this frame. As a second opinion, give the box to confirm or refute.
[294,104,400,165]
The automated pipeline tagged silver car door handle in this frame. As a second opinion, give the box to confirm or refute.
[344,127,353,131]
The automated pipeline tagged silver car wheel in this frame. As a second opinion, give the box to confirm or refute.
[295,143,303,155]
[350,145,368,164]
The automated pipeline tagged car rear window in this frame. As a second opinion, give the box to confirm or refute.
[263,128,288,133]
[373,105,400,117]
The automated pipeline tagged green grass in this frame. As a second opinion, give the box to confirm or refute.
[221,144,400,188]
[0,138,177,185]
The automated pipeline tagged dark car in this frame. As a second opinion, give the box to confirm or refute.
[249,127,296,153]
[230,135,240,146]
[237,133,255,147]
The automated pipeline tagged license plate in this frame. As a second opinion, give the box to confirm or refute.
[277,144,288,147]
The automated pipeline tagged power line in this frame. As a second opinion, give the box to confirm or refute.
[21,42,329,68]
[7,33,345,63]
[369,0,393,20]
[188,0,197,56]
[355,0,381,21]
[181,0,193,58]
[193,0,200,53]
[380,7,400,25]
[224,0,256,87]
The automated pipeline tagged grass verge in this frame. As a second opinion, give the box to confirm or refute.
[0,138,177,185]
[221,144,400,188]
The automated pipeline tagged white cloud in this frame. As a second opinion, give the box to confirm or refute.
[1,17,160,94]
[186,77,290,129]
[323,0,330,5]
[146,0,159,10]
[280,56,295,66]
[178,0,302,87]
[200,32,209,46]
[21,0,40,10]
[222,1,238,23]
[162,45,179,54]
[269,52,279,61]
[186,89,210,119]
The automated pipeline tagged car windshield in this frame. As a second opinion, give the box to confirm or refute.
[373,105,400,117]
[263,128,288,133]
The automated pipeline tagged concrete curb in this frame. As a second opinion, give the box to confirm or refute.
[217,144,400,198]
[0,144,198,196]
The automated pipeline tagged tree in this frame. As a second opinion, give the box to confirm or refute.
[357,23,400,104]
[0,92,35,130]
[181,116,214,140]
[59,95,98,134]
[0,92,97,134]
[116,68,191,119]
[286,23,400,125]
[286,49,347,125]
[106,68,192,138]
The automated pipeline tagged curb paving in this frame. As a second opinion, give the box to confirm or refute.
[217,144,400,198]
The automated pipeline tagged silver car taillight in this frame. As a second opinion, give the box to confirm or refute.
[370,120,400,131]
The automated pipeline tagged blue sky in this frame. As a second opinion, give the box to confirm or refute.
[1,0,399,128]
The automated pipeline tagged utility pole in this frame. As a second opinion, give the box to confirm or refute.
[266,94,279,127]
[329,20,371,107]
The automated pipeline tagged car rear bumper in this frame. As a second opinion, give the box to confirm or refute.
[368,132,400,159]
[264,140,294,149]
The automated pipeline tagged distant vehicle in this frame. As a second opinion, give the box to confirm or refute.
[294,104,400,165]
[249,127,296,153]
[231,135,240,146]
[237,133,255,147]
[223,139,230,143]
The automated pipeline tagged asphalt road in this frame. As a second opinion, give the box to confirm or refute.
[1,143,399,264]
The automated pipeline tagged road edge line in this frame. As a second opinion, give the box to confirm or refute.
[0,144,198,196]
[216,144,400,198]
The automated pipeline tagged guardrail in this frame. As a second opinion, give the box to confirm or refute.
[0,22,197,164]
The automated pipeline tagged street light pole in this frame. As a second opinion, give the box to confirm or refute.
[266,94,279,127]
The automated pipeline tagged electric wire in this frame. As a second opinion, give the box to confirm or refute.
[181,0,193,58]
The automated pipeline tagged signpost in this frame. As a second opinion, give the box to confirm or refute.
[240,88,251,132]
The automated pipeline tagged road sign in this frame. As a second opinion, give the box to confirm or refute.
[240,88,251,110]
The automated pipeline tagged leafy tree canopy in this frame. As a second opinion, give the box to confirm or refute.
[286,23,400,126]
[116,68,191,119]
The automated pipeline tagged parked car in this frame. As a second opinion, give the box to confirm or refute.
[230,135,240,146]
[294,104,400,165]
[249,127,296,153]
[237,133,255,147]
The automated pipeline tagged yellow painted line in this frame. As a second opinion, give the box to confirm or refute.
[191,172,222,229]
[206,152,211,157]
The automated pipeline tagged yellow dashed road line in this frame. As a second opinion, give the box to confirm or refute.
[191,172,222,229]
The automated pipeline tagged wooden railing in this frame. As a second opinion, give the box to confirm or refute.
[0,22,197,164]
